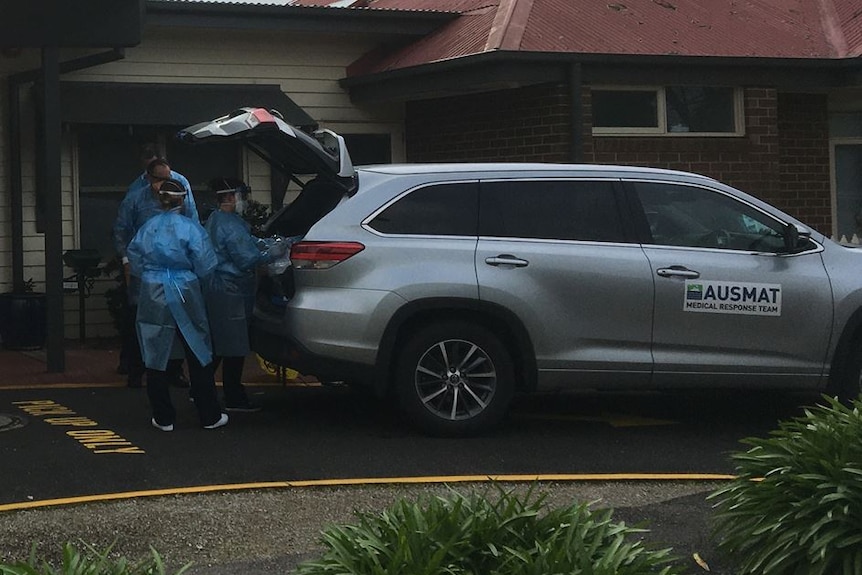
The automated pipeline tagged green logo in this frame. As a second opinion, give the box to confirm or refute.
[686,284,703,300]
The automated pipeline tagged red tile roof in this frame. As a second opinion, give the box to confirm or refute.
[347,3,497,76]
[340,0,862,76]
[827,0,862,56]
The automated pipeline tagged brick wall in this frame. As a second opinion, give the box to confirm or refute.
[406,83,831,233]
[406,84,571,162]
[776,93,831,232]
[583,87,782,208]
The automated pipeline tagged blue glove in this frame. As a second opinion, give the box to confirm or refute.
[267,237,289,258]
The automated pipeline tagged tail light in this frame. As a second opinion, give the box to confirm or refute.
[247,108,276,128]
[290,241,365,269]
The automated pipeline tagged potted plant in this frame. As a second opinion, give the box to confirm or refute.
[243,198,270,237]
[0,278,47,350]
[102,256,128,338]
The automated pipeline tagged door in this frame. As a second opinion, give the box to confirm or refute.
[476,179,655,389]
[634,181,833,388]
[832,142,862,241]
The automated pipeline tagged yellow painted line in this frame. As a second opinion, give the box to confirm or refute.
[513,412,678,427]
[2,383,124,390]
[0,381,321,391]
[0,473,736,513]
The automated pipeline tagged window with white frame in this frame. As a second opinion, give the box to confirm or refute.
[592,86,743,136]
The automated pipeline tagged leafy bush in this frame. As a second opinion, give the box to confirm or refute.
[101,257,128,336]
[242,198,271,237]
[295,485,684,575]
[710,395,862,574]
[0,542,190,575]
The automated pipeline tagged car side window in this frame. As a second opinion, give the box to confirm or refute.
[636,182,788,252]
[478,180,625,242]
[368,182,478,236]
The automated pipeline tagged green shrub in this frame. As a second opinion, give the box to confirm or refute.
[242,198,270,237]
[0,542,190,575]
[295,485,684,575]
[100,257,127,337]
[710,395,862,575]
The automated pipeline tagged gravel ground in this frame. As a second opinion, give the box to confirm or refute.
[0,480,734,574]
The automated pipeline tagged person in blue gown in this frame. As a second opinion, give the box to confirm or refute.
[127,178,228,431]
[114,149,198,389]
[204,178,284,411]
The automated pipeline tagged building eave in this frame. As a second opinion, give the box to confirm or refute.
[340,51,862,103]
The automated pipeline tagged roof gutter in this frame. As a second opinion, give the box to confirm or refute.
[340,50,862,103]
[9,47,126,84]
[342,49,860,86]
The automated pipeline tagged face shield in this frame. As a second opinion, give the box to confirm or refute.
[157,179,187,210]
[215,181,250,215]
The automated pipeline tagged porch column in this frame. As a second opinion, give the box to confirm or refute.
[41,45,64,372]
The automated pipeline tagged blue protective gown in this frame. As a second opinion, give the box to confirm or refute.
[113,171,199,305]
[127,209,218,371]
[204,210,271,357]
[114,171,198,257]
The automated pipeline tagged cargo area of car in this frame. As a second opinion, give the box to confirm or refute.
[254,173,354,313]
[176,108,359,320]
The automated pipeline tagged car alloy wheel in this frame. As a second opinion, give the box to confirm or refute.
[396,321,515,436]
[414,337,497,421]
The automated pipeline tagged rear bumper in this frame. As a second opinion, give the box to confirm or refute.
[249,321,376,385]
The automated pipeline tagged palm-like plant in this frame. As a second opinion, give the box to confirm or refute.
[710,395,862,574]
[0,542,190,575]
[295,485,684,575]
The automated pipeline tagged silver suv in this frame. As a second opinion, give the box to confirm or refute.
[181,108,862,436]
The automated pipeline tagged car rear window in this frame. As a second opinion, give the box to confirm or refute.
[478,180,625,242]
[368,182,478,236]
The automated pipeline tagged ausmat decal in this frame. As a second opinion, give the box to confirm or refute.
[683,280,781,316]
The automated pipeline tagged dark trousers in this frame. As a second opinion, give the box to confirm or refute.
[147,336,222,427]
[122,303,145,385]
[219,355,248,407]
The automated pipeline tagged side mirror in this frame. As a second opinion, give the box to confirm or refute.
[782,223,810,254]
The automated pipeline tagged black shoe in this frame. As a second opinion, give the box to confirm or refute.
[225,403,262,413]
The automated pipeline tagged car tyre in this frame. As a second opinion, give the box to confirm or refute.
[395,321,515,436]
[835,338,862,406]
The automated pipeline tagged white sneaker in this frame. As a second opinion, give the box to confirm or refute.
[203,413,229,429]
[151,418,174,432]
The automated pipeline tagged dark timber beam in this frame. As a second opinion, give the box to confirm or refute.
[40,46,64,372]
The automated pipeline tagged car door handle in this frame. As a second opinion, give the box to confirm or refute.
[485,255,529,267]
[656,266,700,279]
